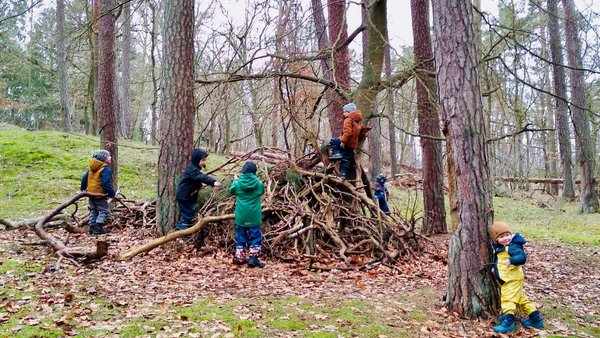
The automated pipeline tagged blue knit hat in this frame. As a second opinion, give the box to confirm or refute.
[241,161,257,174]
[92,149,110,162]
[343,103,356,112]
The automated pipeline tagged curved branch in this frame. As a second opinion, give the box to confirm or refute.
[117,213,235,260]
[34,192,109,260]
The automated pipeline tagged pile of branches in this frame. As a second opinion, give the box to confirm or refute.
[180,149,423,267]
[11,148,424,268]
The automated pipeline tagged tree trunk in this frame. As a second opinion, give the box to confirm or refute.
[539,21,560,195]
[384,44,398,178]
[562,0,599,213]
[362,0,381,178]
[310,0,336,137]
[157,0,195,234]
[150,1,158,145]
[547,0,575,199]
[57,0,71,132]
[119,1,132,139]
[327,0,351,134]
[354,0,387,122]
[97,0,118,185]
[411,0,446,235]
[432,0,499,318]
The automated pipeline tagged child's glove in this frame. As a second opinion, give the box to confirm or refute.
[340,142,346,149]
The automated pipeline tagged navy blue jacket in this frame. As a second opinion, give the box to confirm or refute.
[175,150,217,201]
[492,233,527,283]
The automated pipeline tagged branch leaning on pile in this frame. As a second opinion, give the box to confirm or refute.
[117,213,235,260]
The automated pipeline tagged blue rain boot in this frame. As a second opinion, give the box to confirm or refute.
[521,310,544,329]
[90,223,109,235]
[493,313,516,333]
[248,256,265,268]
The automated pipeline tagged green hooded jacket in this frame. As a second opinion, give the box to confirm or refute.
[228,173,265,227]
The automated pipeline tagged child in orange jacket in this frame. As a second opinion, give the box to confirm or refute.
[329,103,363,180]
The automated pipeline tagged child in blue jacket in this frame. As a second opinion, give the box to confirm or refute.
[373,173,390,214]
[175,149,221,235]
[81,149,116,235]
[490,221,544,333]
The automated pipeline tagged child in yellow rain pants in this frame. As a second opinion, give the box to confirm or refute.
[490,221,544,333]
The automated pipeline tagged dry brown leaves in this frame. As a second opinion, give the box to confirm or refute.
[1,226,598,337]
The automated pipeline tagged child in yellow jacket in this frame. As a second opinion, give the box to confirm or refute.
[490,221,544,333]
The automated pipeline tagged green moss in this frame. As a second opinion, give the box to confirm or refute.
[542,300,600,337]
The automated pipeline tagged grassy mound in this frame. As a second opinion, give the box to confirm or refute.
[0,129,162,219]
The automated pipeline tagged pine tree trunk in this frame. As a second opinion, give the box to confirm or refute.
[157,0,195,234]
[384,44,398,178]
[562,0,599,213]
[327,0,351,135]
[97,0,118,185]
[547,0,575,199]
[432,0,499,318]
[57,0,72,132]
[120,1,132,139]
[411,0,446,235]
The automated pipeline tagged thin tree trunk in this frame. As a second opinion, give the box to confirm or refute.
[310,0,336,137]
[411,0,446,235]
[562,0,599,213]
[547,0,575,199]
[362,0,381,178]
[157,0,195,234]
[384,44,398,178]
[432,0,499,318]
[97,0,118,184]
[57,0,71,132]
[150,1,158,145]
[120,1,132,139]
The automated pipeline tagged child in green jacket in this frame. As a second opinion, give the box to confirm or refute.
[228,161,265,268]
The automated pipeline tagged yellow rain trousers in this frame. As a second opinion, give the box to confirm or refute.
[497,249,537,315]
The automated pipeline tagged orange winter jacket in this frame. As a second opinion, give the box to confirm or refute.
[339,110,363,150]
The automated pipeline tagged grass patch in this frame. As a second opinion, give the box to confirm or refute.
[542,299,600,337]
[494,196,600,245]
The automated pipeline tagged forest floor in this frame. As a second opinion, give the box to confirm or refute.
[1,223,599,338]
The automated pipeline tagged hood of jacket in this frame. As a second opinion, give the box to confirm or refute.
[89,158,107,173]
[347,110,363,123]
[191,149,209,168]
[236,173,262,192]
[510,233,526,246]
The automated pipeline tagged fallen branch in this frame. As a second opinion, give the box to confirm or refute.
[1,214,71,230]
[34,192,109,260]
[117,213,235,260]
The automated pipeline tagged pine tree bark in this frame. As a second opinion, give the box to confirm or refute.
[547,0,575,199]
[562,0,599,213]
[432,0,499,318]
[411,0,446,235]
[327,0,351,134]
[97,0,118,184]
[157,0,195,234]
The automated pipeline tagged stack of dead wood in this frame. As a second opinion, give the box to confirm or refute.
[13,148,424,268]
[166,149,423,267]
